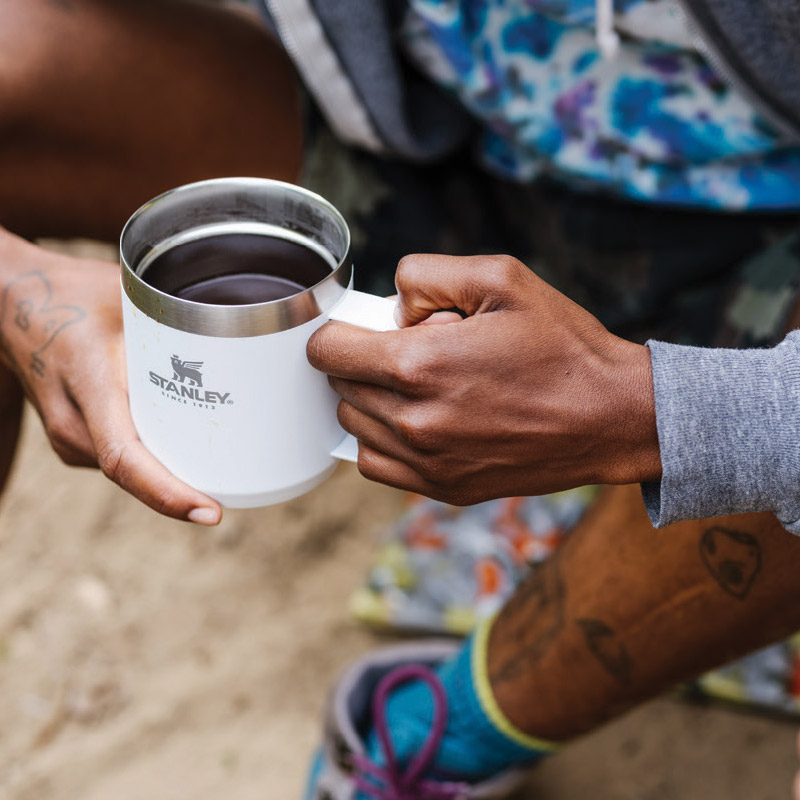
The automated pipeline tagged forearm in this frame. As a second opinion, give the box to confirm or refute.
[580,335,661,487]
[488,484,800,741]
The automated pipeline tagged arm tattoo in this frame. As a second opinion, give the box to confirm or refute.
[700,526,761,600]
[489,554,566,686]
[0,272,85,377]
[577,618,633,687]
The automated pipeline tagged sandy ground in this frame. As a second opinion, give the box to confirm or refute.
[1,241,799,800]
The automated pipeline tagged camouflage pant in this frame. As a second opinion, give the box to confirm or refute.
[302,121,800,350]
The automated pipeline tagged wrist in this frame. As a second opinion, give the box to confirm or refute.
[593,336,662,486]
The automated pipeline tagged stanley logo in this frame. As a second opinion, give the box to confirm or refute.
[170,355,203,386]
[149,355,232,407]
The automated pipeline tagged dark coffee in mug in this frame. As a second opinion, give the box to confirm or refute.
[142,232,333,305]
[121,177,397,509]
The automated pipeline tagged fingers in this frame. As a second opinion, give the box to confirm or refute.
[354,440,481,505]
[23,375,99,467]
[356,441,436,497]
[76,377,222,525]
[394,253,532,326]
[418,310,464,326]
[336,396,477,504]
[330,376,404,424]
[332,373,444,461]
[307,268,468,384]
[329,376,446,494]
[308,322,411,387]
[45,405,97,468]
[337,400,421,466]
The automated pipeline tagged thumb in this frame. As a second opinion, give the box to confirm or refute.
[394,254,531,327]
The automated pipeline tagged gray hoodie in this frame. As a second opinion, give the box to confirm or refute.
[257,0,800,533]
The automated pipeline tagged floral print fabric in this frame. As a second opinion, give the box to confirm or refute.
[401,0,800,209]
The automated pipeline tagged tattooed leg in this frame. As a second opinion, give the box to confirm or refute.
[487,484,800,741]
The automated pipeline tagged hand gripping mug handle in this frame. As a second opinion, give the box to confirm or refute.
[326,290,399,463]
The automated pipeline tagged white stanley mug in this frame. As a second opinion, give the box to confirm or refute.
[120,177,397,508]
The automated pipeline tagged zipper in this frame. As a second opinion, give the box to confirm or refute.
[596,0,620,59]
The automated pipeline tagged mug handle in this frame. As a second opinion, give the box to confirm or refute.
[326,290,399,463]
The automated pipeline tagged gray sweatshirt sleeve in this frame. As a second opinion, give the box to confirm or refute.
[641,331,800,533]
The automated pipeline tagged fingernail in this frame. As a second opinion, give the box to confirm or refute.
[188,507,220,526]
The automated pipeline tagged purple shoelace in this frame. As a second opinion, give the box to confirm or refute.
[351,664,470,800]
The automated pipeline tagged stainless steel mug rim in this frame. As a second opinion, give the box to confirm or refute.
[120,177,352,338]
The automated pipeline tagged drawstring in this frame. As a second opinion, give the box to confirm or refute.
[596,0,620,59]
[352,665,470,800]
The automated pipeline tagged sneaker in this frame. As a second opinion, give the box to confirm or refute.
[304,640,533,799]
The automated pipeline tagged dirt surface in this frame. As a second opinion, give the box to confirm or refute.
[0,241,798,800]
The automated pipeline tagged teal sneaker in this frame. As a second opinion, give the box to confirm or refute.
[303,640,535,799]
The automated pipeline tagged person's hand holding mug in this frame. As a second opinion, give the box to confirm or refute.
[0,228,222,524]
[307,253,662,504]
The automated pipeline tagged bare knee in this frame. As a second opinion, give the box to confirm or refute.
[0,0,303,239]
